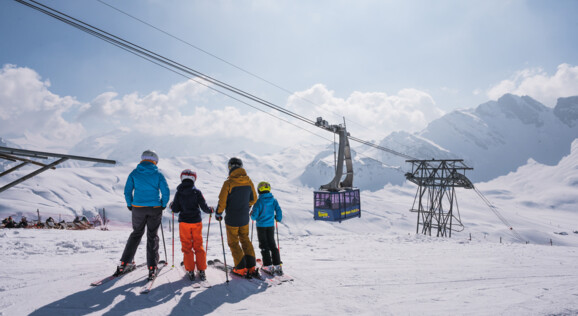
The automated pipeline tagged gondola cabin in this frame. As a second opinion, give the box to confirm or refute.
[314,188,361,222]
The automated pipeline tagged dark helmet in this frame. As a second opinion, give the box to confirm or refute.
[228,157,243,170]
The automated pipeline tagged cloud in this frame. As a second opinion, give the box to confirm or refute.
[0,65,85,150]
[287,84,444,140]
[487,63,578,107]
[1,64,446,152]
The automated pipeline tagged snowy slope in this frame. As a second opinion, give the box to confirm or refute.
[1,140,578,315]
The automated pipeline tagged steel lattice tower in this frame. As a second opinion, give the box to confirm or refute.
[405,159,473,237]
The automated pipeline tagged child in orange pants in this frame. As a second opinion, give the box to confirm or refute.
[170,169,213,281]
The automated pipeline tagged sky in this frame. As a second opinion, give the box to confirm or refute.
[1,0,578,154]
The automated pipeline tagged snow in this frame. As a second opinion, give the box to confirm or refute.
[1,138,578,315]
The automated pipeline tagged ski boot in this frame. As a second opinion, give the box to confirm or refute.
[198,270,206,281]
[247,266,261,279]
[262,265,275,275]
[187,270,195,281]
[148,265,158,280]
[232,267,247,277]
[274,264,283,276]
[113,261,129,277]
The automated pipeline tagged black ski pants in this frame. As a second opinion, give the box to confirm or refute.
[256,226,281,266]
[120,206,162,267]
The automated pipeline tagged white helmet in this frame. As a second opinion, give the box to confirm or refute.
[180,169,197,182]
[141,150,159,164]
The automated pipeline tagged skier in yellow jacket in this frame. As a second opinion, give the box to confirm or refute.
[214,157,258,277]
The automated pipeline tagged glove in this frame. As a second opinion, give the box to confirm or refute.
[209,207,214,214]
[160,206,166,211]
[215,212,223,221]
[127,206,132,211]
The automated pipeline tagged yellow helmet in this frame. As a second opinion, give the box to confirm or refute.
[257,181,271,193]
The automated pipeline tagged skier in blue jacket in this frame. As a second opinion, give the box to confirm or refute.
[117,149,170,280]
[250,181,284,275]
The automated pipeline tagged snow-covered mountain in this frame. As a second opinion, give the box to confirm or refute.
[69,129,283,166]
[419,94,578,182]
[25,93,570,191]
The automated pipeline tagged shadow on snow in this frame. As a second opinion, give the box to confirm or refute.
[28,270,267,315]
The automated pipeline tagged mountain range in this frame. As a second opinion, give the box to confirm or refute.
[2,93,577,195]
[303,94,578,190]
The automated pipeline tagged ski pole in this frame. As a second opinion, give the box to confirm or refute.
[276,219,280,252]
[218,218,229,284]
[206,213,212,252]
[172,211,175,268]
[160,214,168,264]
[251,219,254,243]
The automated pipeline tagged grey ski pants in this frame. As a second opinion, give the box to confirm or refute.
[120,206,163,267]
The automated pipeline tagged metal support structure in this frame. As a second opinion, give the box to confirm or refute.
[316,117,354,191]
[405,159,473,237]
[0,146,116,194]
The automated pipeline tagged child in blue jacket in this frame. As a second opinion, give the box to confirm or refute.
[250,181,283,275]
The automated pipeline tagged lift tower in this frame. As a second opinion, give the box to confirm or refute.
[405,159,473,237]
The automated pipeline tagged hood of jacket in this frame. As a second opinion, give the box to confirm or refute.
[258,192,274,200]
[228,167,252,185]
[136,161,158,174]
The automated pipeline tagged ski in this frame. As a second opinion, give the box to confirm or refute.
[208,259,267,284]
[140,261,168,294]
[256,259,293,283]
[90,263,145,286]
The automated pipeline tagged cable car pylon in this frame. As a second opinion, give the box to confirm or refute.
[313,117,361,222]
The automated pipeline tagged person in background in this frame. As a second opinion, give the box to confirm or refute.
[18,216,28,228]
[117,149,170,280]
[214,157,258,277]
[170,169,213,281]
[2,216,16,228]
[251,181,284,275]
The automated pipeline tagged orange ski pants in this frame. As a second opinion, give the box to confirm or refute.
[179,222,207,272]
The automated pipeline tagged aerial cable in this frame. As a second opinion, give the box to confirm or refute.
[96,0,379,138]
[24,0,316,126]
[17,0,414,161]
[16,0,332,144]
[473,186,525,242]
[96,0,299,100]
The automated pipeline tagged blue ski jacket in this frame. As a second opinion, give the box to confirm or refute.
[250,192,282,227]
[124,161,170,208]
